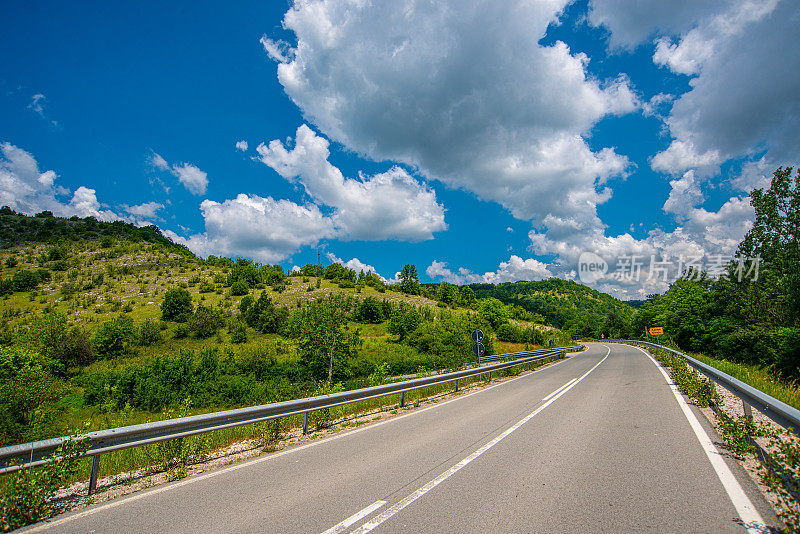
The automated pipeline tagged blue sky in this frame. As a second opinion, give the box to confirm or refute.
[1,0,797,299]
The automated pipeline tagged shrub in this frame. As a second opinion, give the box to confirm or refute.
[4,257,17,268]
[189,306,223,339]
[244,293,289,334]
[387,304,421,341]
[354,297,387,324]
[173,324,190,339]
[139,319,162,346]
[230,322,248,344]
[0,437,87,531]
[93,315,137,355]
[230,280,249,296]
[197,279,215,293]
[161,287,193,322]
[11,270,39,292]
[239,295,254,315]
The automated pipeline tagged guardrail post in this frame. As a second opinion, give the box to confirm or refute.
[488,372,492,381]
[88,455,101,495]
[302,412,308,435]
[454,379,459,392]
[743,399,753,419]
[400,391,405,408]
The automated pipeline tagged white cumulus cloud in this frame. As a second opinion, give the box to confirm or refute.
[150,153,209,195]
[427,256,553,285]
[257,124,446,242]
[167,194,334,263]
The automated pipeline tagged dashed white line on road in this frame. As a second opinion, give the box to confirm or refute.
[349,347,610,533]
[27,348,587,533]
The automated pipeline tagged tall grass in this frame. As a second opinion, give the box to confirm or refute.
[686,351,800,410]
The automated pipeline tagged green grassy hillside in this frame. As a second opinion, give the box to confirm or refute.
[0,211,562,451]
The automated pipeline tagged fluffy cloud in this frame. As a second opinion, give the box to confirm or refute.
[257,125,446,241]
[325,252,386,281]
[641,0,799,174]
[650,140,721,178]
[264,1,637,231]
[122,202,165,219]
[588,0,729,50]
[167,194,334,263]
[235,140,248,152]
[150,153,209,195]
[427,256,553,285]
[662,171,704,217]
[0,142,119,221]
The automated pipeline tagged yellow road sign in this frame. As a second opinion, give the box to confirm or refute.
[649,327,664,336]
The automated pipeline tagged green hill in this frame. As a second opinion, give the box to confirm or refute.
[468,278,636,337]
[0,211,561,450]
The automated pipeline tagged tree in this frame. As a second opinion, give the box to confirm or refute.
[479,298,509,329]
[388,303,421,341]
[93,315,137,355]
[244,293,289,334]
[289,294,361,386]
[399,264,420,295]
[436,282,459,306]
[737,166,800,326]
[354,297,386,324]
[460,286,476,307]
[161,288,193,322]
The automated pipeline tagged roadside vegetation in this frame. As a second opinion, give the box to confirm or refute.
[0,207,579,529]
[644,344,799,532]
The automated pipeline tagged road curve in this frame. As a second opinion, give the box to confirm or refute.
[25,343,779,533]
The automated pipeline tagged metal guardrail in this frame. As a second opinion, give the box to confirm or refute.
[611,340,800,434]
[478,347,563,364]
[0,345,582,493]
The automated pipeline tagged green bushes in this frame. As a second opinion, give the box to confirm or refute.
[139,319,162,346]
[0,437,87,531]
[161,288,193,322]
[353,297,391,324]
[189,306,223,339]
[0,347,67,445]
[405,312,493,371]
[387,303,421,341]
[496,323,544,345]
[81,347,293,412]
[10,270,39,292]
[244,293,288,334]
[93,315,137,356]
[230,280,248,296]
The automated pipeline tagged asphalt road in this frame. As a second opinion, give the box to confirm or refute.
[26,343,780,533]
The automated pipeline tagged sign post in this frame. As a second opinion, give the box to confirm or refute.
[472,329,485,366]
[648,327,664,345]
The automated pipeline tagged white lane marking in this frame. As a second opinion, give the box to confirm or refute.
[351,347,611,533]
[321,500,386,534]
[632,344,768,534]
[27,348,598,532]
[542,377,577,401]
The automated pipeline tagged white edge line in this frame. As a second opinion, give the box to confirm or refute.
[542,377,577,401]
[631,344,768,534]
[352,347,611,533]
[321,500,386,534]
[27,349,588,532]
